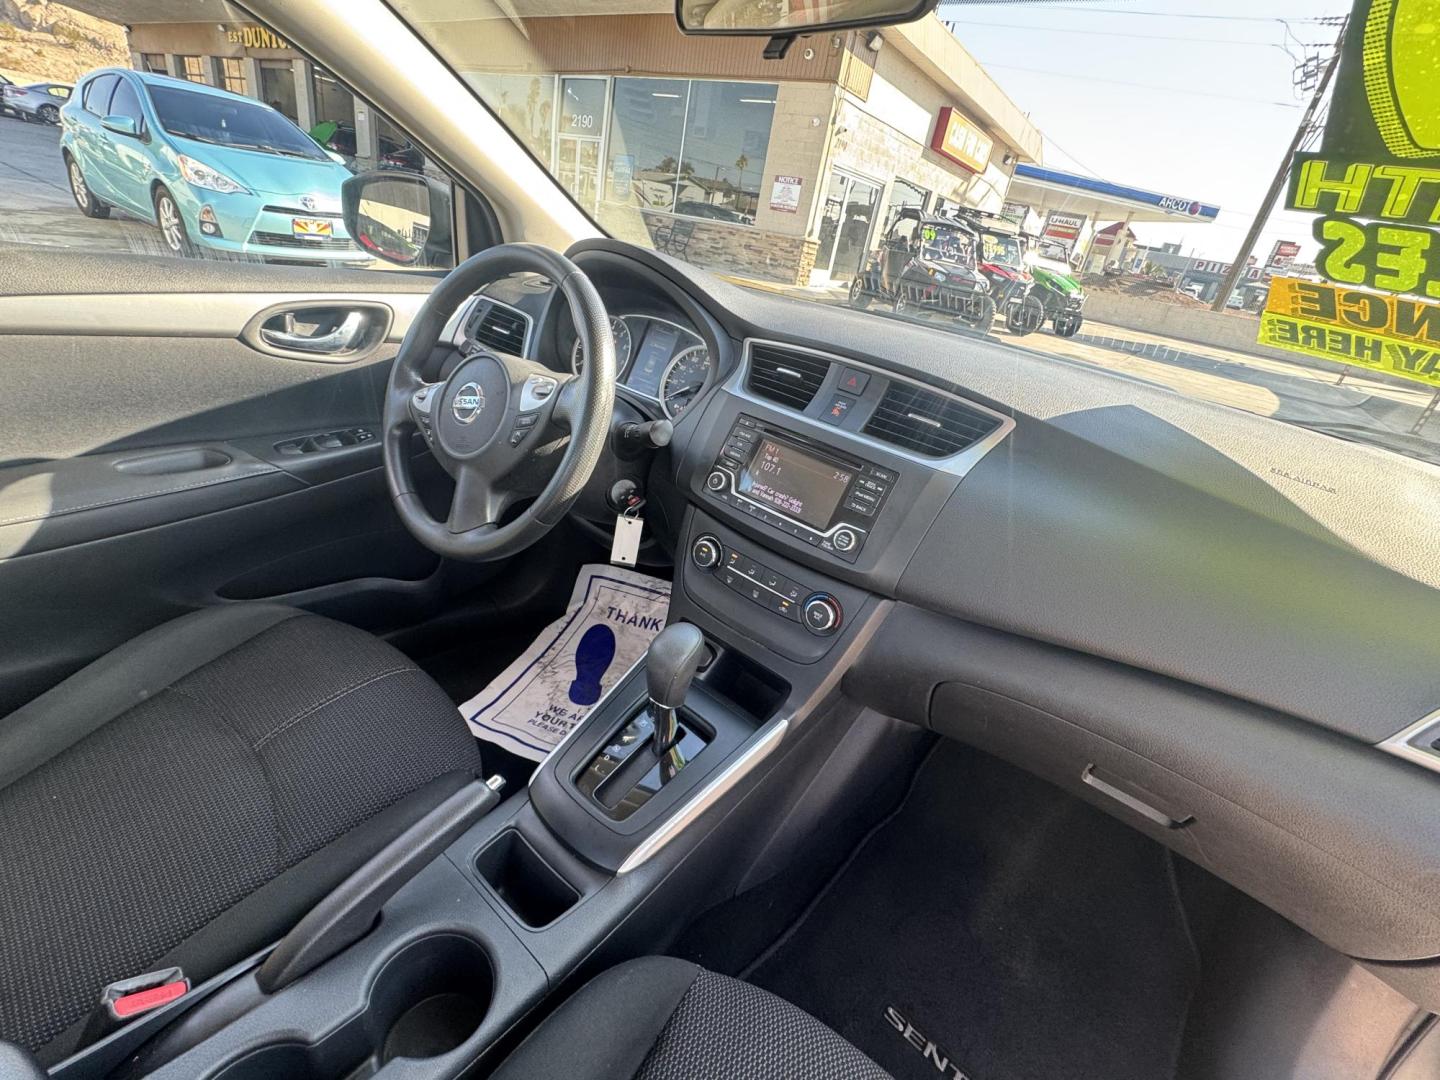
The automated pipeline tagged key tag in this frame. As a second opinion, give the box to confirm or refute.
[610,507,644,567]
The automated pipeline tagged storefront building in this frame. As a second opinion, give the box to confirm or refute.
[84,7,1042,286]
[448,10,1042,285]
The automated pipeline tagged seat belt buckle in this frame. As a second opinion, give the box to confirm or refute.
[79,967,189,1046]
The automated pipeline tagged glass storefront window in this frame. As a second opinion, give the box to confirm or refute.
[139,53,166,74]
[814,171,880,285]
[258,59,297,122]
[603,77,776,226]
[559,78,606,138]
[606,78,688,213]
[466,73,554,167]
[219,57,246,96]
[676,82,774,225]
[179,55,205,83]
[884,178,929,232]
[310,65,356,144]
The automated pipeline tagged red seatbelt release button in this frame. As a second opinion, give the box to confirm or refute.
[100,966,189,1020]
[111,978,189,1018]
[79,966,190,1048]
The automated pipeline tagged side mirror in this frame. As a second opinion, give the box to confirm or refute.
[101,114,139,138]
[341,170,453,269]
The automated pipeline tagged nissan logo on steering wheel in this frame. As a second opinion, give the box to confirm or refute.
[452,382,486,424]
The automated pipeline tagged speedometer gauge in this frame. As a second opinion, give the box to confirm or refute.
[571,317,632,375]
[659,344,712,419]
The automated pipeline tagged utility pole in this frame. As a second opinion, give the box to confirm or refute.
[1210,20,1347,312]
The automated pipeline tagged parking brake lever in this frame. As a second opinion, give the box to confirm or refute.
[255,776,504,994]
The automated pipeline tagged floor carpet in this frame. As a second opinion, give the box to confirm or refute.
[746,741,1199,1080]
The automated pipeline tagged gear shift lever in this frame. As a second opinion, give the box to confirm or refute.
[646,623,706,754]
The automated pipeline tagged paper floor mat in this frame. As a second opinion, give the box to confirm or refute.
[459,564,671,761]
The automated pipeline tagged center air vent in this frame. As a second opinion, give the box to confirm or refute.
[467,300,529,355]
[747,344,830,411]
[863,380,1002,458]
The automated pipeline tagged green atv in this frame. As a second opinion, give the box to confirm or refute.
[1027,254,1086,338]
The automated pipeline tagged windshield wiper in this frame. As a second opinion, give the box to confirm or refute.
[165,129,224,146]
[225,142,315,158]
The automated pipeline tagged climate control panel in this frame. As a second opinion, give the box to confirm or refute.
[690,534,842,636]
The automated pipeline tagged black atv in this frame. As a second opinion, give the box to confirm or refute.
[847,209,996,334]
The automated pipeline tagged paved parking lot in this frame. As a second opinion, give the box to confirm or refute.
[0,114,177,256]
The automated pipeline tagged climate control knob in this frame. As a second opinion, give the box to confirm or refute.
[802,593,843,636]
[706,470,728,492]
[691,534,722,570]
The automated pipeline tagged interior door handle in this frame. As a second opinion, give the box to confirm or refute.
[243,300,393,362]
[259,310,367,355]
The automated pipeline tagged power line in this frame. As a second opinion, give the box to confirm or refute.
[977,62,1305,107]
[944,17,1326,46]
[1041,133,1106,179]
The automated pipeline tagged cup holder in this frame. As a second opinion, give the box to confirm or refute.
[212,934,493,1079]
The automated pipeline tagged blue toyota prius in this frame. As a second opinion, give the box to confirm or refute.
[59,69,369,264]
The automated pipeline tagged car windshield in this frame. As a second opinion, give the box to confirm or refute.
[149,85,328,159]
[918,224,973,262]
[394,0,1440,469]
[983,234,1023,266]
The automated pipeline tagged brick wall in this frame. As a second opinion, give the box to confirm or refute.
[640,212,818,284]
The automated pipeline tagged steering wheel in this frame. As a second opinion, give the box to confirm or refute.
[382,244,616,561]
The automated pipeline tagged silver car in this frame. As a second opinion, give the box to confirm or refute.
[1,82,72,124]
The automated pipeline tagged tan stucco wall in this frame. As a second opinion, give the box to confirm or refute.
[885,15,1042,163]
[749,81,839,238]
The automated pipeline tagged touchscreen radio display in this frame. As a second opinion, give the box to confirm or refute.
[738,438,854,530]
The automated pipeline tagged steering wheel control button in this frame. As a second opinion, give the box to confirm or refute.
[519,374,558,413]
[803,594,843,636]
[706,470,728,492]
[832,528,858,552]
[691,535,722,570]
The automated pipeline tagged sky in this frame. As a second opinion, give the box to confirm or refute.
[936,0,1352,262]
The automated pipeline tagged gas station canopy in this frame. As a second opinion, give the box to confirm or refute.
[1009,164,1221,225]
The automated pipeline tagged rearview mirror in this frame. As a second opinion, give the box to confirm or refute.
[101,114,139,138]
[676,0,936,37]
[341,170,453,269]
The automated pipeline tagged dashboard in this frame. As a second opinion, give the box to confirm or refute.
[454,238,1440,1011]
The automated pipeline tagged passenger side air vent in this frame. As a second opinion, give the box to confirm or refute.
[467,300,529,355]
[863,380,1002,458]
[746,344,830,411]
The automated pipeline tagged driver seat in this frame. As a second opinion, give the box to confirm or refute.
[0,604,483,1064]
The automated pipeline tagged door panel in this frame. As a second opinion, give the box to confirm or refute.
[0,247,449,715]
